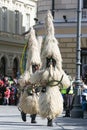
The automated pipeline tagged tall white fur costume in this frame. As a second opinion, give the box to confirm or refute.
[30,11,71,119]
[18,27,41,114]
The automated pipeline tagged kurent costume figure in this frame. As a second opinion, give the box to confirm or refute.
[18,27,41,123]
[30,11,71,126]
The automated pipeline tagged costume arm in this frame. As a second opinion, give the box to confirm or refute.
[30,69,49,85]
[61,70,71,88]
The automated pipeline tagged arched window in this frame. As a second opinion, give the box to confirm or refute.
[13,58,18,78]
[0,57,6,76]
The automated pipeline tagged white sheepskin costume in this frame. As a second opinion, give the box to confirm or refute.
[30,11,71,119]
[19,85,39,114]
[18,27,41,114]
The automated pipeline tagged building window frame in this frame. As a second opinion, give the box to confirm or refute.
[0,56,6,76]
[26,13,30,31]
[2,6,7,32]
[15,10,19,34]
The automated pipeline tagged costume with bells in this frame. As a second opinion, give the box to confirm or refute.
[30,11,71,126]
[18,27,41,123]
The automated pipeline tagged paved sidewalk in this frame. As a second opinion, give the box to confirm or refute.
[54,116,87,130]
[0,105,87,130]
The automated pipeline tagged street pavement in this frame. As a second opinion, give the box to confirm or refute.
[0,105,87,130]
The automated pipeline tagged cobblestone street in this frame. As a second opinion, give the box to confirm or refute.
[0,105,87,130]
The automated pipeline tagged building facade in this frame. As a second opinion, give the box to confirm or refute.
[35,0,87,78]
[0,0,37,77]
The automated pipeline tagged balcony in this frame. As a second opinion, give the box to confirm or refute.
[0,31,25,44]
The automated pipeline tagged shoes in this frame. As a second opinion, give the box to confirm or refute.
[63,115,70,117]
[30,114,37,123]
[31,120,37,123]
[21,111,26,122]
[47,118,53,127]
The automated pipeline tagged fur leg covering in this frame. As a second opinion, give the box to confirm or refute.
[21,111,26,122]
[39,86,63,119]
[18,90,39,114]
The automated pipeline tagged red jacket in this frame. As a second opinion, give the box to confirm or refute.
[4,88,10,98]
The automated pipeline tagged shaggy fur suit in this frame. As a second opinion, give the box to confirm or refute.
[18,27,41,118]
[29,11,71,126]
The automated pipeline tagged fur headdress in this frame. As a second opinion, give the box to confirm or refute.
[40,11,70,87]
[41,10,62,70]
[18,27,41,87]
[26,27,41,74]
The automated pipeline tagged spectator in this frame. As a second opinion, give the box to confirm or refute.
[3,87,11,105]
[0,80,6,105]
[9,83,18,105]
[81,82,87,111]
[62,79,74,117]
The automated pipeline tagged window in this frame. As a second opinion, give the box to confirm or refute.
[0,57,6,76]
[83,0,87,8]
[15,10,19,34]
[2,7,7,32]
[81,49,87,79]
[13,58,18,78]
[26,13,30,31]
[82,9,87,18]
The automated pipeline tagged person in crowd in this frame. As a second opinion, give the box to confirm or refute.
[63,80,74,117]
[4,87,11,105]
[0,80,6,105]
[81,81,87,111]
[9,82,18,105]
[13,83,18,105]
[60,85,67,110]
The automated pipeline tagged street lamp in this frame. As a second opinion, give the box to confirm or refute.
[52,0,55,18]
[71,0,83,118]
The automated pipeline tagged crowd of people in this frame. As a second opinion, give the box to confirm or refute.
[0,75,19,106]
